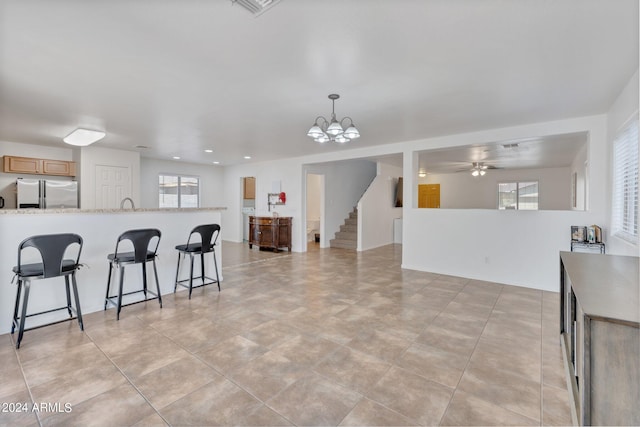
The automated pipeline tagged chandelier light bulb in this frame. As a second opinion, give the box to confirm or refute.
[343,125,360,139]
[326,120,343,136]
[307,124,324,138]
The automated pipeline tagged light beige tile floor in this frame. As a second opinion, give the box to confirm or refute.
[0,242,572,426]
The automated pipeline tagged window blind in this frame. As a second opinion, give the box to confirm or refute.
[612,117,639,243]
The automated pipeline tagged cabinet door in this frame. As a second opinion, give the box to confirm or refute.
[3,156,41,174]
[243,177,256,200]
[258,225,274,247]
[278,222,291,247]
[42,159,76,176]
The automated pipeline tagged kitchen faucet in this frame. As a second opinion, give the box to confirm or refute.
[120,197,135,210]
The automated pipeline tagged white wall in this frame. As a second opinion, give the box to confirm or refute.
[306,174,322,221]
[0,141,75,209]
[606,69,639,256]
[402,208,589,291]
[358,162,403,250]
[79,146,140,209]
[140,158,225,209]
[422,166,571,210]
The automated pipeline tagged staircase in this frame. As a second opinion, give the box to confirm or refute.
[330,208,358,250]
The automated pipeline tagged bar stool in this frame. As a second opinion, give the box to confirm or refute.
[105,228,162,320]
[11,233,84,349]
[174,224,221,299]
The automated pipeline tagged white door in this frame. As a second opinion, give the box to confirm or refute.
[95,165,130,208]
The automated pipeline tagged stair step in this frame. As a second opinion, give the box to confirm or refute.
[344,218,357,226]
[335,231,357,240]
[349,211,358,219]
[340,224,357,233]
[330,239,357,250]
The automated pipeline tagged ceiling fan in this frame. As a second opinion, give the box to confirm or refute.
[455,161,500,176]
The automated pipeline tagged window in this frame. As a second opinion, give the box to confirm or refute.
[159,174,200,208]
[612,117,638,243]
[498,181,539,210]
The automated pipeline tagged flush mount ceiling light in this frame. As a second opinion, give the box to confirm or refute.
[231,0,281,16]
[471,162,488,177]
[307,94,360,144]
[63,128,105,146]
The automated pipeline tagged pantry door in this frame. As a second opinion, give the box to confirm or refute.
[95,165,131,208]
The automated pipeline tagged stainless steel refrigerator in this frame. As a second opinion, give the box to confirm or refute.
[16,178,78,209]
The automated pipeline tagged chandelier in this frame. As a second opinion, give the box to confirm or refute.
[471,162,488,177]
[307,94,360,144]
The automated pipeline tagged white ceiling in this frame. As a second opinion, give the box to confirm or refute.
[0,1,637,167]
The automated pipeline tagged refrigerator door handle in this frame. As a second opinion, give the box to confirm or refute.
[41,180,45,209]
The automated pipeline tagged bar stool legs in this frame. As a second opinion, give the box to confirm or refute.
[174,250,220,299]
[12,271,83,349]
[105,261,163,320]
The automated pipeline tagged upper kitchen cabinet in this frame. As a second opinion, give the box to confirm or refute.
[243,177,256,200]
[3,156,76,177]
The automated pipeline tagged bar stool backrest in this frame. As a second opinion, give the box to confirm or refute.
[186,224,220,253]
[113,228,161,263]
[17,234,83,278]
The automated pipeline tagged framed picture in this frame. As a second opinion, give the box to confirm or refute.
[571,226,586,242]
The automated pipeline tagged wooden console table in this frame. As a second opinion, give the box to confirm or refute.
[559,251,639,426]
[249,216,292,252]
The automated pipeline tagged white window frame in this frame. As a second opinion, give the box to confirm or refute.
[497,181,539,210]
[611,115,639,244]
[159,174,200,208]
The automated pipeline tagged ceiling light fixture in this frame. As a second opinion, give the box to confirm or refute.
[231,0,281,16]
[173,156,181,160]
[204,149,213,153]
[471,162,488,177]
[63,128,105,146]
[307,94,360,144]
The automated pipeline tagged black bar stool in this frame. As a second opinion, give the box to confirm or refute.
[174,224,221,299]
[105,228,162,320]
[11,233,84,349]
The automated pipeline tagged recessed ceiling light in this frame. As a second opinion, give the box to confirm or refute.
[213,161,220,164]
[173,156,181,160]
[63,128,105,146]
[244,156,251,159]
[204,149,213,153]
[134,145,149,149]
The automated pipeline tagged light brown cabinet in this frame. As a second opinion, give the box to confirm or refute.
[3,156,76,177]
[42,159,76,176]
[243,177,256,200]
[249,216,291,252]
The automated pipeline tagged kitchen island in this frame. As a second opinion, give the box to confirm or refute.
[0,207,225,334]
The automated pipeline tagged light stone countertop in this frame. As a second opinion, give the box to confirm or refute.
[0,207,226,215]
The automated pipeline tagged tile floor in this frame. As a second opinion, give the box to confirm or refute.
[0,242,572,426]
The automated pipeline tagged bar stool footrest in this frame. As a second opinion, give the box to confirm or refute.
[105,289,160,309]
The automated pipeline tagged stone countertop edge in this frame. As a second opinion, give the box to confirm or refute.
[0,207,227,215]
